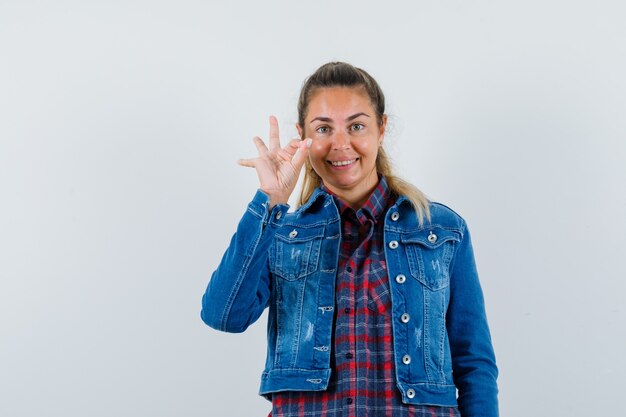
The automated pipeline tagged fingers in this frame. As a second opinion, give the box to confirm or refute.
[291,138,312,170]
[237,158,256,168]
[252,136,268,154]
[268,115,280,151]
[282,137,303,157]
[240,135,267,167]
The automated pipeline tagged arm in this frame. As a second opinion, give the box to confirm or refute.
[201,116,311,333]
[201,190,288,333]
[446,222,499,417]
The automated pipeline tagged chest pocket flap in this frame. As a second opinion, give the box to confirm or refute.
[270,226,324,281]
[401,228,461,290]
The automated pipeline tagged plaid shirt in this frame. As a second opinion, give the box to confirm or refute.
[270,177,459,417]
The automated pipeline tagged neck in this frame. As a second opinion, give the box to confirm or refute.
[325,171,379,209]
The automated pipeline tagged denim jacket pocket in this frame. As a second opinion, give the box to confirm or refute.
[402,228,461,290]
[270,226,324,281]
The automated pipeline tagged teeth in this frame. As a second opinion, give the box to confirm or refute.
[331,159,356,166]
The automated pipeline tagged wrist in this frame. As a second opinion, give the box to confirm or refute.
[261,190,290,210]
[268,196,289,210]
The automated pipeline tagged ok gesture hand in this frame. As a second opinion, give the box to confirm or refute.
[238,116,312,209]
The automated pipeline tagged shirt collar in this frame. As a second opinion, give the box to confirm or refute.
[321,175,392,224]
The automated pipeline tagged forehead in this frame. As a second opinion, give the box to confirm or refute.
[306,87,373,120]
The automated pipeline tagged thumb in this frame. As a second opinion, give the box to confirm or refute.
[291,138,312,170]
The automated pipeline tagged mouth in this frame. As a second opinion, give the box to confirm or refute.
[328,158,358,167]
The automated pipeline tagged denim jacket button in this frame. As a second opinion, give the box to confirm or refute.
[390,212,399,221]
[407,388,416,399]
[402,354,411,365]
[395,274,406,284]
[289,229,298,238]
[389,240,399,249]
[428,232,437,243]
[401,313,410,323]
[275,211,282,220]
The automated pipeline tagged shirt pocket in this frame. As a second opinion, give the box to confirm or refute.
[402,228,461,290]
[270,226,324,281]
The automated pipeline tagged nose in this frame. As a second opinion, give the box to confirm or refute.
[331,131,351,150]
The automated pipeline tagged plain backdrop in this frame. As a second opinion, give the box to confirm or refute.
[1,1,625,416]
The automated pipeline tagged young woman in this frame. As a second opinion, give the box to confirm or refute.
[201,62,499,417]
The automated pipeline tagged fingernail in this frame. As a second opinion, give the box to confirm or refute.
[306,138,312,148]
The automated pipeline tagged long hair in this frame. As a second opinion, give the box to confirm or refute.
[297,62,430,225]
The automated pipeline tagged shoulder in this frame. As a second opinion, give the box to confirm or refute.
[427,201,468,237]
[276,195,339,230]
[396,195,467,233]
[428,201,465,223]
[393,196,467,236]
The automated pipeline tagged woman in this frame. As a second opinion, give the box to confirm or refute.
[201,62,499,417]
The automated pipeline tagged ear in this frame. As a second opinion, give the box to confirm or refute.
[378,114,388,145]
[296,123,304,139]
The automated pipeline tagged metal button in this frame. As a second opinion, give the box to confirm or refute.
[390,212,399,221]
[428,232,437,243]
[289,229,298,238]
[402,354,411,365]
[395,274,406,284]
[407,388,416,399]
[389,240,399,249]
[401,313,410,323]
[275,211,282,220]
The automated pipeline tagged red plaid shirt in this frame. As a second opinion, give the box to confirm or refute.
[270,177,459,417]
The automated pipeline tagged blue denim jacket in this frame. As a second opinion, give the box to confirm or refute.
[201,187,499,417]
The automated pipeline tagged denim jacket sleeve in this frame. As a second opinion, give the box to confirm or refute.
[201,190,288,333]
[446,221,499,417]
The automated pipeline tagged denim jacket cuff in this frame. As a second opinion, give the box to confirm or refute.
[249,189,290,228]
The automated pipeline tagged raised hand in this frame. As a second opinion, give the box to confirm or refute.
[238,115,312,209]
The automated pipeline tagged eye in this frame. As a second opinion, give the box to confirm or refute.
[316,125,330,134]
[350,123,365,132]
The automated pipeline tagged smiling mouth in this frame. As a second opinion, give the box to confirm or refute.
[328,158,358,167]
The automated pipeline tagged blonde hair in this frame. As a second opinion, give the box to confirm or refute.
[297,62,430,225]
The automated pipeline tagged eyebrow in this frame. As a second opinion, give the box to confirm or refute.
[309,112,371,124]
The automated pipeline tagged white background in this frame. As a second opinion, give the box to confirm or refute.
[1,1,625,416]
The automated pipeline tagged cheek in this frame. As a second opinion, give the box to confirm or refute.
[354,140,377,158]
[309,141,329,161]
